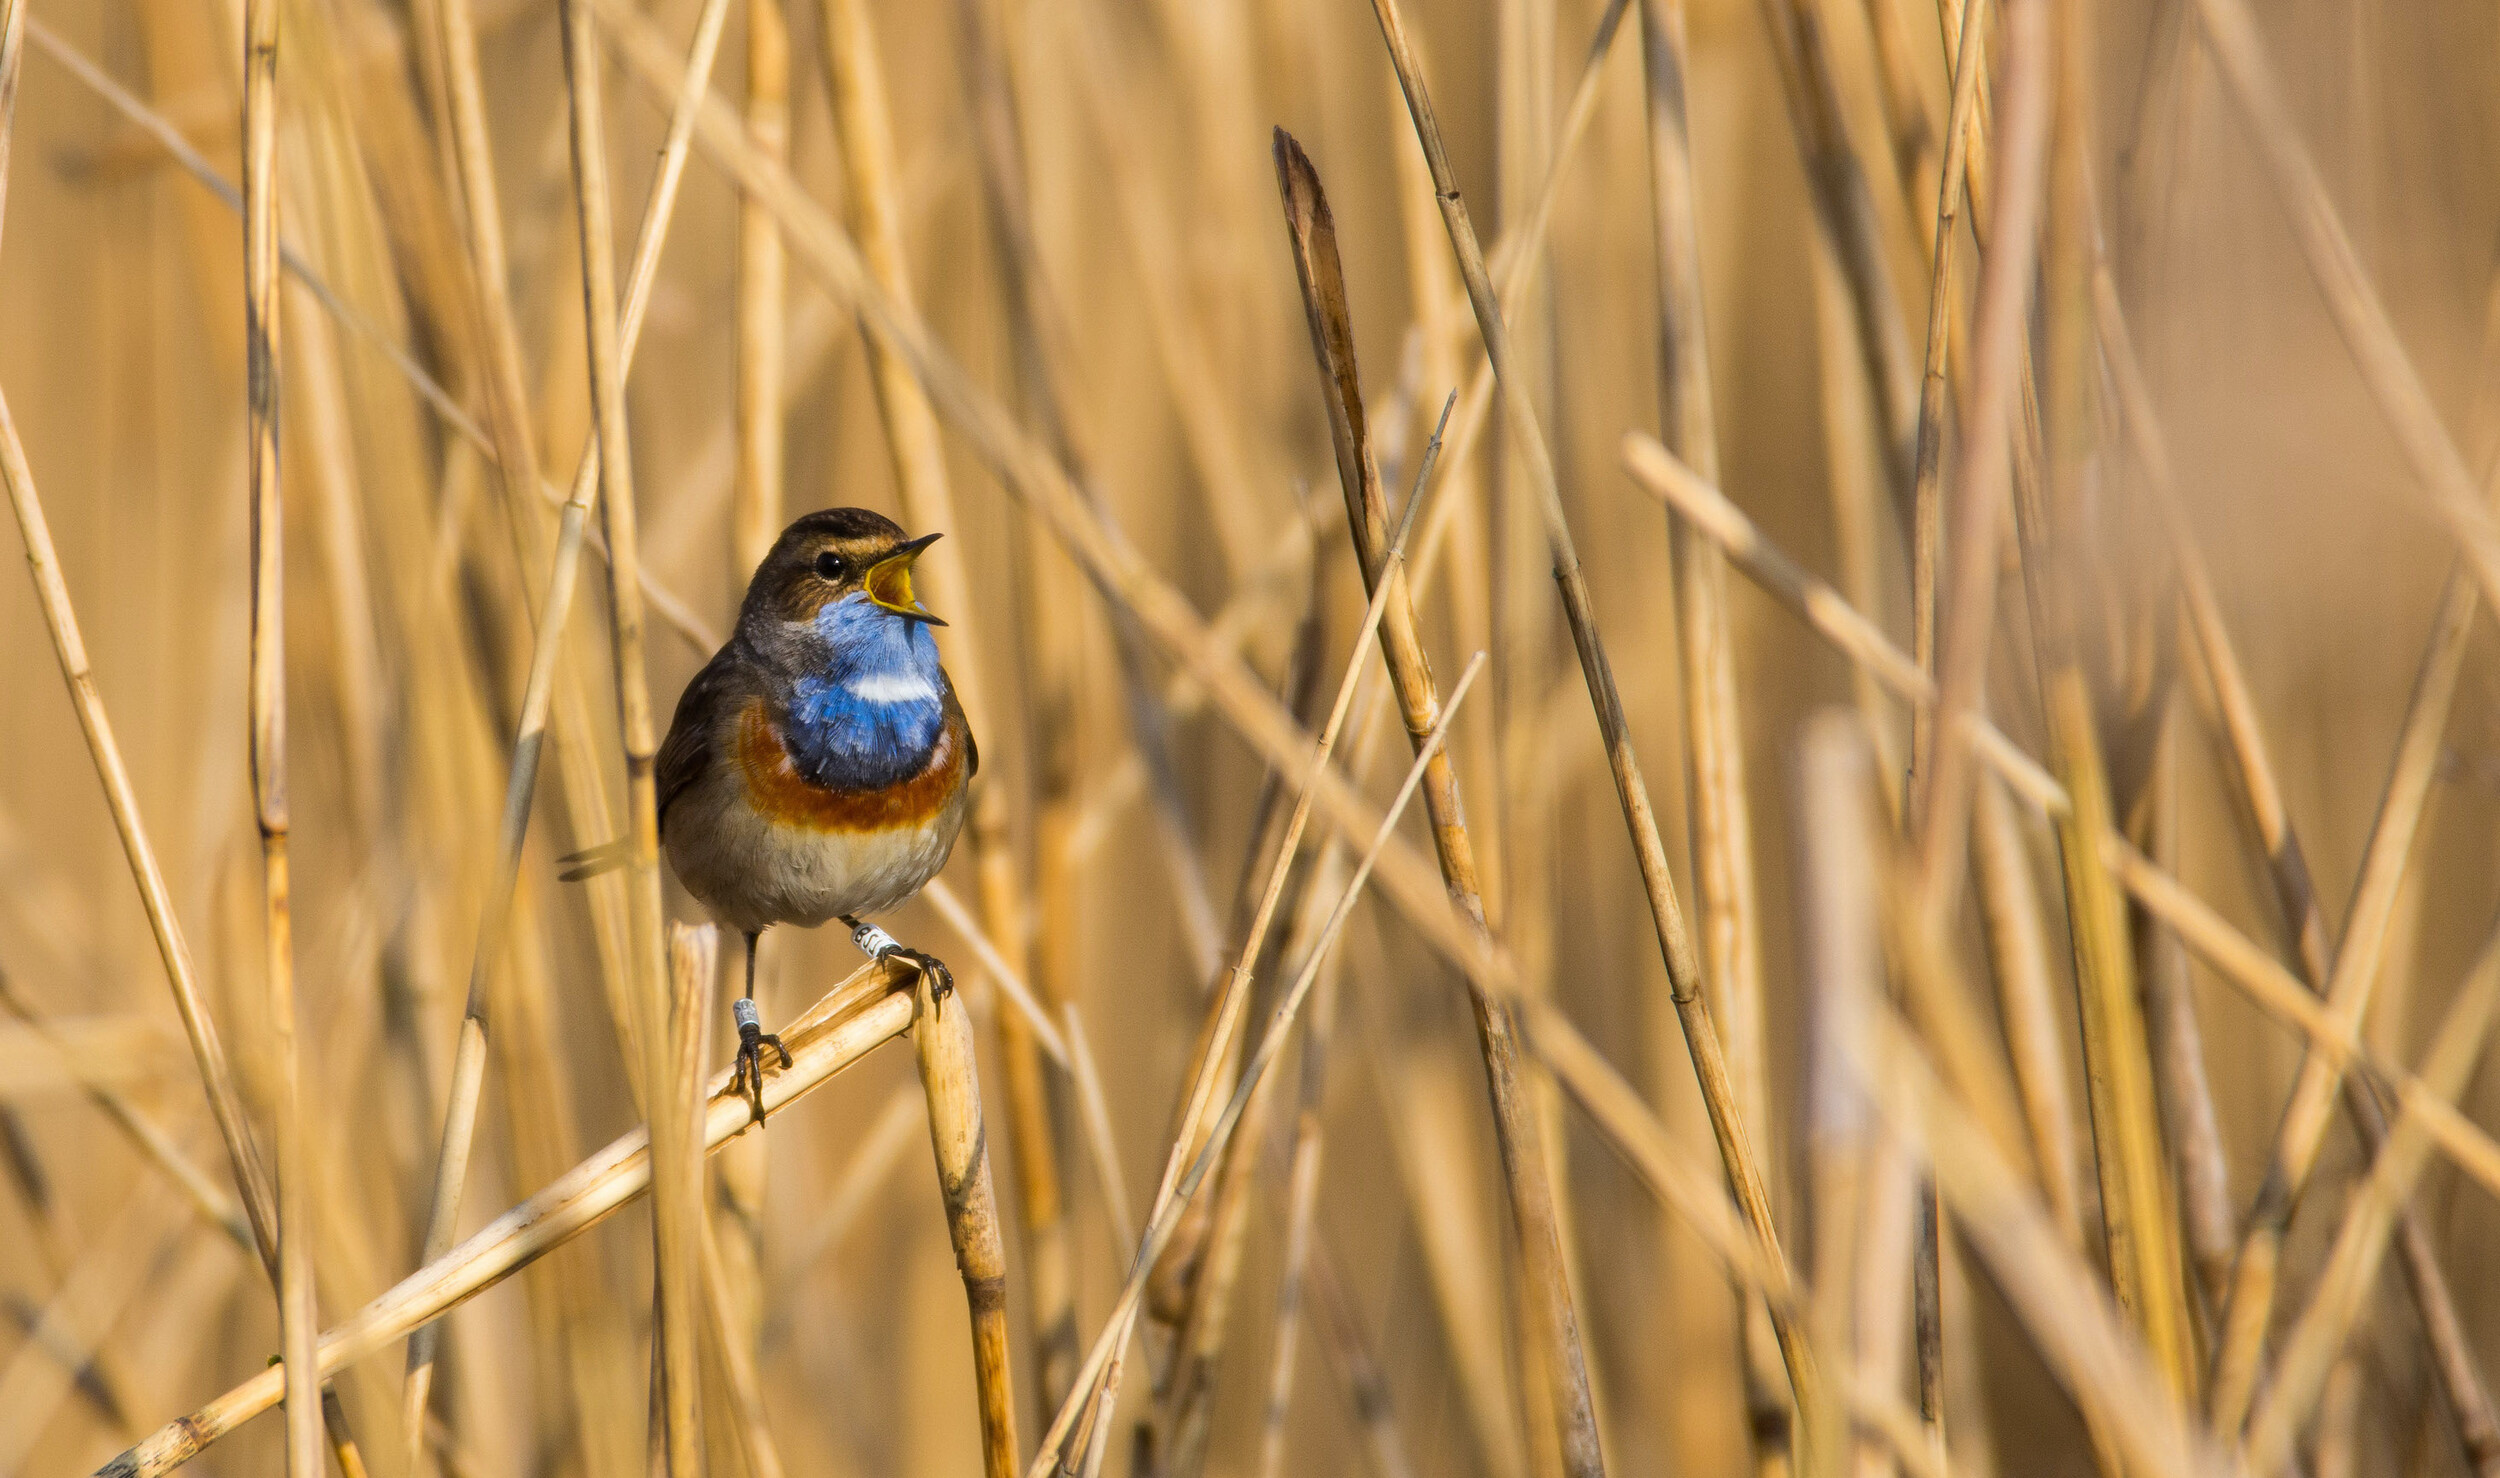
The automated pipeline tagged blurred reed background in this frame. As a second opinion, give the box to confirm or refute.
[3,0,2500,1472]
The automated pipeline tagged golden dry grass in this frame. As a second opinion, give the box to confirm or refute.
[5,0,2500,1474]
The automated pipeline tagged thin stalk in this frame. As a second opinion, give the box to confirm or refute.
[650,927,716,1468]
[732,0,787,579]
[1361,1,1816,1447]
[1636,1,1785,1462]
[1906,0,1988,783]
[239,0,320,1467]
[558,0,689,1471]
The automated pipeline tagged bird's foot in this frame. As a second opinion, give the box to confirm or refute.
[848,919,955,1004]
[725,997,790,1125]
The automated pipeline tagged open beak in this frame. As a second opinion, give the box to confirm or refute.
[864,532,947,626]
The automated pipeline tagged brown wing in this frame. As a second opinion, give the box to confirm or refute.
[657,647,748,837]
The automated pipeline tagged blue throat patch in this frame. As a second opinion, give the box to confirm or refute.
[784,595,945,791]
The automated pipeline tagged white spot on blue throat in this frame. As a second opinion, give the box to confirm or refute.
[784,593,945,790]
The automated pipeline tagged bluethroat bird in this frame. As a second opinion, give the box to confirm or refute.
[572,508,973,1119]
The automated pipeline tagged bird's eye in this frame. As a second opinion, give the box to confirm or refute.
[814,551,848,581]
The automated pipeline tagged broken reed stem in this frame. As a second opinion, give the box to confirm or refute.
[914,978,1021,1478]
[1038,657,1491,1477]
[98,969,913,1478]
[2209,571,2476,1431]
[400,0,734,1455]
[239,0,322,1468]
[1275,125,1608,1478]
[1361,3,1815,1449]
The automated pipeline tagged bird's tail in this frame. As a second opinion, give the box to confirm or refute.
[556,838,634,881]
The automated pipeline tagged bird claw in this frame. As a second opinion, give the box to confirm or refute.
[727,1020,790,1125]
[888,947,954,1004]
[847,919,953,1007]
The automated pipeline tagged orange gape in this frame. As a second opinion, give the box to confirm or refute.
[735,695,967,834]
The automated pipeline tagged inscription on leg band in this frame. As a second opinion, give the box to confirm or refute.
[733,997,761,1032]
[852,921,900,958]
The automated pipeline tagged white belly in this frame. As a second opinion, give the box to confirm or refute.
[663,764,969,935]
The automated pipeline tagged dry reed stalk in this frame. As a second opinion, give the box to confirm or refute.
[1635,1,1786,1463]
[2186,0,2500,619]
[716,0,789,1397]
[239,0,322,1464]
[1625,435,2500,1203]
[2242,924,2500,1474]
[1794,711,1886,1476]
[1276,123,1611,1478]
[1906,0,1986,780]
[2007,0,2197,1404]
[2207,572,2476,1431]
[699,1212,793,1478]
[1966,778,2084,1245]
[2096,255,2500,1466]
[1251,898,1347,1478]
[399,0,735,1455]
[733,0,788,579]
[554,0,699,1473]
[1362,0,1816,1453]
[99,967,915,1478]
[1904,0,2045,920]
[1027,657,1489,1477]
[912,973,1021,1478]
[1754,0,1920,505]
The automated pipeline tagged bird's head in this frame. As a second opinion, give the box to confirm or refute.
[744,507,948,635]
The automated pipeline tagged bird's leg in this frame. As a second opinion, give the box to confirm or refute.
[843,915,955,1004]
[726,928,789,1125]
